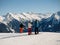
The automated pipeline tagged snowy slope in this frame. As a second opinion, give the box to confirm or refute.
[0,32,60,45]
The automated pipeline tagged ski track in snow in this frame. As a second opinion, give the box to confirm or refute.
[0,33,28,39]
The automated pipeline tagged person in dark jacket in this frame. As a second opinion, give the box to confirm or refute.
[19,23,24,33]
[35,20,39,34]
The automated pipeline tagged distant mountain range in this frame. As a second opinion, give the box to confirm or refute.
[0,11,60,33]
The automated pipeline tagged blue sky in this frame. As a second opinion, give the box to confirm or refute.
[0,0,60,15]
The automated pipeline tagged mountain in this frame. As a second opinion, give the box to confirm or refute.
[0,11,60,33]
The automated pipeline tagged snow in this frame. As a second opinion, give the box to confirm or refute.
[0,32,60,45]
[55,14,60,20]
[23,13,33,20]
[0,16,4,22]
[1,12,59,23]
[5,12,52,22]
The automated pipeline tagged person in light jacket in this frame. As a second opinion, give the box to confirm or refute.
[28,21,32,35]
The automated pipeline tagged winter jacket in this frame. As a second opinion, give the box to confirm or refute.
[35,20,39,27]
[28,23,32,28]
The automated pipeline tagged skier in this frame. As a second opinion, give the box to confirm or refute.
[19,23,24,33]
[35,20,39,34]
[28,21,32,35]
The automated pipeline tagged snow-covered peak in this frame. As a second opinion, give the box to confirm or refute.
[55,14,60,20]
[1,11,60,23]
[5,13,14,22]
[53,11,60,21]
[0,16,5,22]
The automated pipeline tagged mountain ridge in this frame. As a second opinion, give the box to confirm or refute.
[0,11,60,33]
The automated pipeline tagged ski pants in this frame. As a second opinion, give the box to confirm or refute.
[28,28,32,35]
[35,27,39,34]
